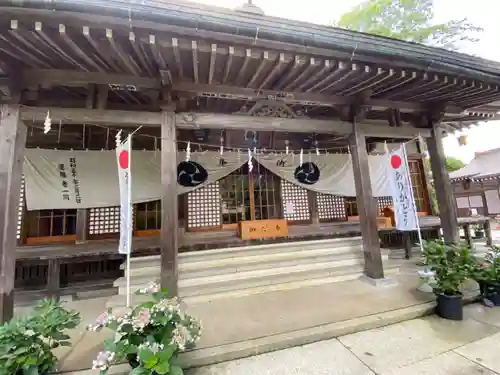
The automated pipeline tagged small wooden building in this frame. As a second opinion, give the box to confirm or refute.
[451,148,500,217]
[0,0,499,321]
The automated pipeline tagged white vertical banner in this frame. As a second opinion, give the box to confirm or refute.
[116,134,133,255]
[385,143,418,231]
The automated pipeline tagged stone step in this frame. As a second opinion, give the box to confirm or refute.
[109,237,389,308]
[125,246,367,279]
[116,244,382,290]
[125,237,363,270]
[108,261,399,307]
[115,254,372,291]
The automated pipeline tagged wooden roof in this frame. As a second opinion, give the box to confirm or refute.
[450,148,500,182]
[0,0,499,133]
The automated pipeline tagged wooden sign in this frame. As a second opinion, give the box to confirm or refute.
[239,219,289,240]
[376,216,392,229]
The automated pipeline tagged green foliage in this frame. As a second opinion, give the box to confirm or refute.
[471,245,500,284]
[424,156,466,215]
[0,299,81,375]
[422,240,475,296]
[333,0,481,50]
[88,283,201,375]
[444,157,465,172]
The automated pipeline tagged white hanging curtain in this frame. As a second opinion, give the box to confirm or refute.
[258,153,392,197]
[23,149,244,210]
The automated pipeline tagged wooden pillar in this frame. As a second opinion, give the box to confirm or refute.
[426,125,459,243]
[160,108,178,296]
[349,116,384,279]
[484,219,493,246]
[46,259,61,300]
[0,105,27,322]
[417,136,435,215]
[75,84,99,243]
[307,190,319,225]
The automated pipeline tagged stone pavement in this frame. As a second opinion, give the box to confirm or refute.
[188,303,500,375]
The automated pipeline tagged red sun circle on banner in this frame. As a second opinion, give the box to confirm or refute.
[119,150,129,169]
[390,155,402,169]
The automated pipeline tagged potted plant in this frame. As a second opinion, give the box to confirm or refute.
[473,224,484,239]
[472,245,500,306]
[422,240,474,321]
[0,298,81,375]
[88,282,201,375]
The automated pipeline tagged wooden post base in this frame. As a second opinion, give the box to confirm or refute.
[0,292,14,323]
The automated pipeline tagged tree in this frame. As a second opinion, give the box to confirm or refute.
[425,156,465,214]
[444,156,465,172]
[333,0,481,50]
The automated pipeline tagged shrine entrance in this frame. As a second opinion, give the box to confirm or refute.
[219,161,283,228]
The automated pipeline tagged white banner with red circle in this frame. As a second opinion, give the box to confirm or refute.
[117,135,133,255]
[385,144,418,231]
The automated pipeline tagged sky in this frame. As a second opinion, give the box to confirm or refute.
[186,0,500,163]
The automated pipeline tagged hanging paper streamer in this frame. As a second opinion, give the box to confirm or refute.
[220,136,224,156]
[285,140,289,155]
[299,148,303,165]
[44,110,52,134]
[115,129,122,148]
[315,141,320,156]
[248,148,253,173]
[186,141,191,161]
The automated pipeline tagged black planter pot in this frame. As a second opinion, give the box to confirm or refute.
[479,282,500,306]
[436,293,463,320]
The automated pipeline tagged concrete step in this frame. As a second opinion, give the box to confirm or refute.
[125,246,367,279]
[126,237,363,270]
[75,288,481,375]
[109,237,391,308]
[109,262,400,307]
[115,255,373,292]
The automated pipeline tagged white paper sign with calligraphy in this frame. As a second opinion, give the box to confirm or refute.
[385,144,418,231]
[117,135,133,255]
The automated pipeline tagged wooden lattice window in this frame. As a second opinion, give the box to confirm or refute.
[253,163,282,221]
[17,175,25,241]
[220,167,251,225]
[346,197,358,217]
[135,200,161,232]
[24,209,77,244]
[377,196,393,214]
[187,182,221,229]
[88,206,120,235]
[409,160,429,213]
[280,180,311,222]
[317,193,347,222]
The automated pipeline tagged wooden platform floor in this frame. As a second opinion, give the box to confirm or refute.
[15,216,489,260]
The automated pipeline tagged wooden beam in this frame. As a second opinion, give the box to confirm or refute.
[176,113,431,138]
[426,125,459,243]
[19,107,431,137]
[16,70,485,117]
[21,69,161,90]
[172,82,466,115]
[160,108,178,295]
[348,106,384,279]
[0,104,27,323]
[20,106,162,126]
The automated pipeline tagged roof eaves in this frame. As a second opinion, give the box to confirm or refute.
[6,0,500,83]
